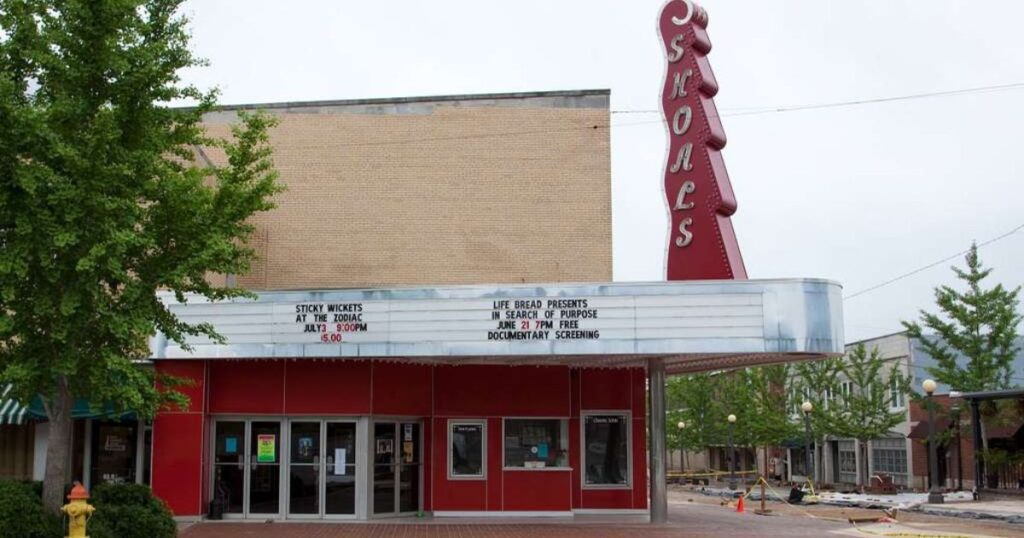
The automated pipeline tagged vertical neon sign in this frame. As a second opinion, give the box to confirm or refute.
[659,0,746,280]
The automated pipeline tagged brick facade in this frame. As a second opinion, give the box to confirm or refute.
[908,395,976,490]
[198,91,613,290]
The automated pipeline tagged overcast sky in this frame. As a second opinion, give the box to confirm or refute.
[179,0,1024,343]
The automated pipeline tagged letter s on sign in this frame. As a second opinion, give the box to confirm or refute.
[676,218,694,248]
[667,35,685,63]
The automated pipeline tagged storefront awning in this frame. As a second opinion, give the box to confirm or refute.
[0,384,134,424]
[151,278,845,374]
[0,384,30,425]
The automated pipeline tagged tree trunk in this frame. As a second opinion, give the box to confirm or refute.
[42,377,73,514]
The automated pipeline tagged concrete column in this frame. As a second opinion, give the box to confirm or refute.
[648,357,667,524]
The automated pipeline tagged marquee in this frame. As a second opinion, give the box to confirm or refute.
[150,279,843,373]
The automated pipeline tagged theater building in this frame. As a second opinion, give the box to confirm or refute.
[144,88,843,521]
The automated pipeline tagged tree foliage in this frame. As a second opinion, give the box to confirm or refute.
[666,366,797,463]
[829,344,909,485]
[903,244,1022,393]
[829,344,908,441]
[0,0,281,512]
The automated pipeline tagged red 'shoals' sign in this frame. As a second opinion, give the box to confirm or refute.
[658,0,747,280]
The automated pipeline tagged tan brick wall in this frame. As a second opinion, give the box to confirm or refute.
[202,100,611,290]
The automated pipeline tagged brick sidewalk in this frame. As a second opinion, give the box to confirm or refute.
[180,522,690,537]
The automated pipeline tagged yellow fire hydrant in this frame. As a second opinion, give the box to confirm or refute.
[61,481,95,538]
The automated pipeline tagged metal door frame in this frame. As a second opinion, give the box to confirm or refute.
[322,419,360,520]
[369,418,422,518]
[283,418,360,520]
[210,417,285,520]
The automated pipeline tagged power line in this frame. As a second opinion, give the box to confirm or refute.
[222,81,1024,150]
[610,81,1024,116]
[843,222,1024,300]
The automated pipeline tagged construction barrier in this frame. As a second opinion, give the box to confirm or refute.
[717,475,977,538]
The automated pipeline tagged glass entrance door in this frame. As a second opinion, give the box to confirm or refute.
[372,421,421,516]
[324,422,357,517]
[212,420,282,518]
[285,420,357,519]
[288,421,321,517]
[213,421,245,515]
[247,421,282,516]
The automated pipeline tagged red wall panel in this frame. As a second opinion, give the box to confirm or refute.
[580,368,633,410]
[422,418,432,511]
[372,362,432,416]
[632,416,648,509]
[570,370,582,509]
[155,360,206,413]
[152,413,205,516]
[486,417,502,510]
[208,360,285,414]
[284,359,371,415]
[502,471,572,511]
[581,489,635,509]
[434,365,570,417]
[631,368,646,419]
[631,368,647,509]
[430,417,486,510]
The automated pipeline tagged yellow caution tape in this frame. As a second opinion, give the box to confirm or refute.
[668,469,759,478]
[732,475,976,538]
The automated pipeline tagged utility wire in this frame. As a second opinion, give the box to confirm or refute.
[843,222,1024,300]
[610,81,1024,116]
[232,82,1024,150]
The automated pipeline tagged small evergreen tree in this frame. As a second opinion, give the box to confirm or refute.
[903,243,1022,454]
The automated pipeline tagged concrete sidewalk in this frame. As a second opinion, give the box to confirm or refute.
[917,500,1024,524]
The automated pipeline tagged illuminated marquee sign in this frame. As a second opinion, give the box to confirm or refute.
[658,0,747,280]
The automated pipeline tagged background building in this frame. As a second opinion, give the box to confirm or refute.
[784,332,1024,491]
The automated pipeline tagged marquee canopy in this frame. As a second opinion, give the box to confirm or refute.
[150,278,843,374]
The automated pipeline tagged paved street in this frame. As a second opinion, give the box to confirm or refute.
[178,493,1024,538]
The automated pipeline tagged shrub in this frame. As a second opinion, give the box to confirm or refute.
[88,483,176,538]
[0,480,61,538]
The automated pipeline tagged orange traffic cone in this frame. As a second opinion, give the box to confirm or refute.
[736,495,745,513]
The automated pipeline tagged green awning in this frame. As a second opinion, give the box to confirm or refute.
[0,384,134,423]
[0,384,30,425]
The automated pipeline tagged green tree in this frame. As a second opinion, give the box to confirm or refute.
[742,365,799,477]
[0,0,281,512]
[791,357,844,482]
[828,344,909,486]
[903,243,1022,454]
[668,367,797,478]
[667,372,724,460]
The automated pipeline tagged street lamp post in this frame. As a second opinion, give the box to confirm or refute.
[727,414,737,490]
[801,401,814,486]
[951,403,963,491]
[923,379,944,504]
[677,421,687,473]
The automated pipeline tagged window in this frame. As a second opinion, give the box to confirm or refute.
[583,413,630,487]
[871,438,908,485]
[837,440,857,484]
[839,381,853,400]
[503,419,568,469]
[889,377,905,409]
[448,421,485,479]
